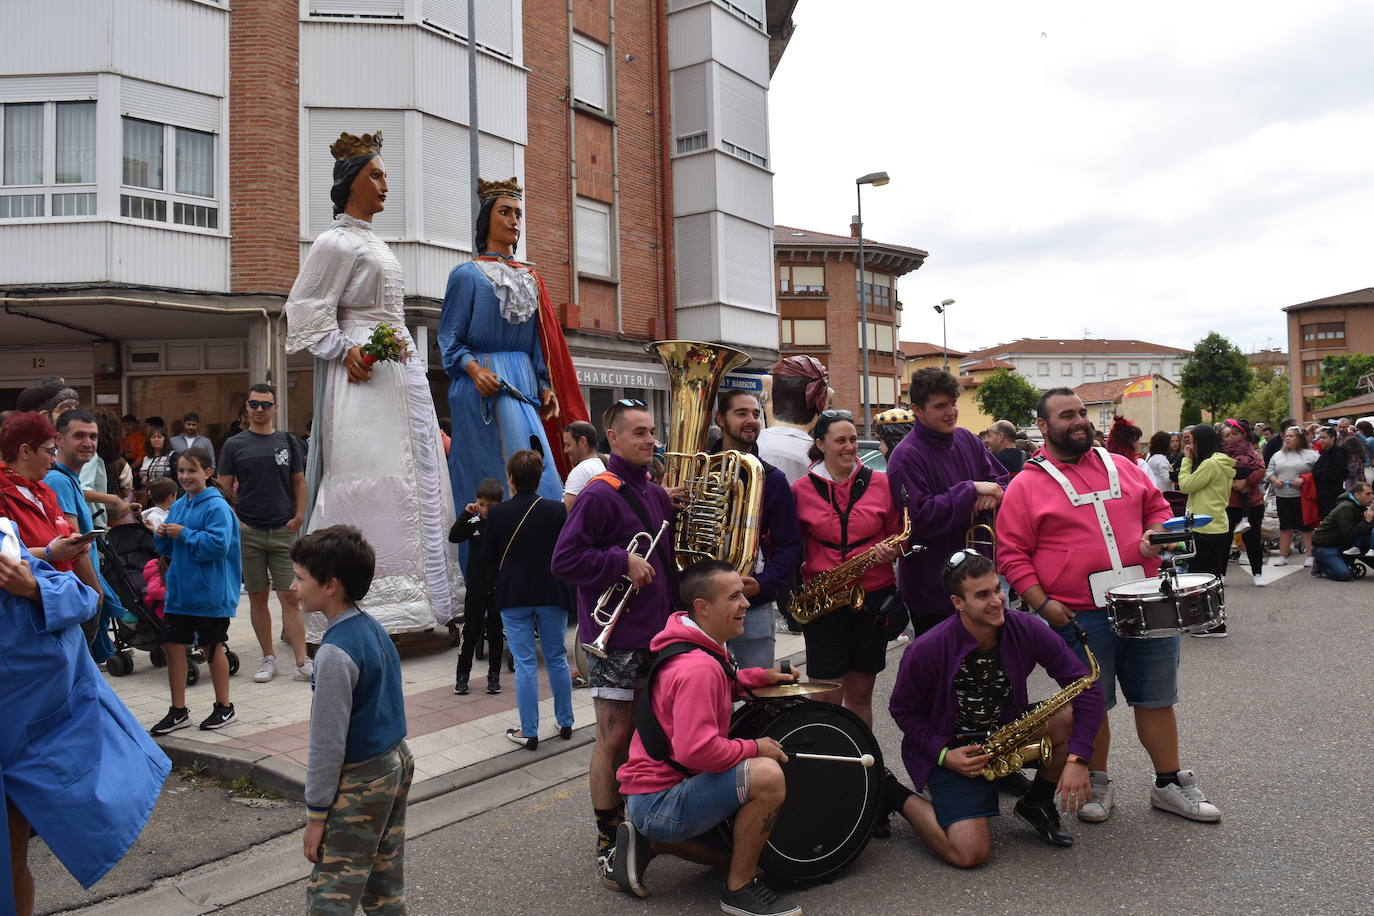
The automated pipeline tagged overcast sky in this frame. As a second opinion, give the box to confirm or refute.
[768,0,1374,357]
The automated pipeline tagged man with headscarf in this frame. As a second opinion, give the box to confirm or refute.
[758,356,829,484]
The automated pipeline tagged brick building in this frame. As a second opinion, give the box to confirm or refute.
[1284,287,1374,422]
[773,224,927,418]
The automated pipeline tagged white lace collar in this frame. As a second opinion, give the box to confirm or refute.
[475,259,541,325]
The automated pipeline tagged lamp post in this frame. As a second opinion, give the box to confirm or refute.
[934,299,955,371]
[855,170,889,438]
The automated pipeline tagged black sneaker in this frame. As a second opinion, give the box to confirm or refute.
[609,821,653,897]
[199,702,236,730]
[454,674,469,695]
[150,706,190,736]
[595,848,618,891]
[486,675,502,695]
[720,878,801,916]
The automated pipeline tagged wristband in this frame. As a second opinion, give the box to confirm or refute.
[937,747,949,767]
[1034,596,1054,615]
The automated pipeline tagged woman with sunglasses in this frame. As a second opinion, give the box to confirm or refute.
[791,410,903,729]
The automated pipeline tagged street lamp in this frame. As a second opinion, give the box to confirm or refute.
[934,299,955,371]
[855,171,890,438]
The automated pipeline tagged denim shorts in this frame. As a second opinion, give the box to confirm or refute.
[1054,609,1178,710]
[927,763,1001,828]
[625,762,751,844]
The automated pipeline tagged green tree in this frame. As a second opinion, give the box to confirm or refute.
[1226,366,1290,427]
[1179,401,1202,427]
[1179,332,1251,419]
[1315,354,1374,408]
[971,368,1040,427]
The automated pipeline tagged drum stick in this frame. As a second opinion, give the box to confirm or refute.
[793,752,875,767]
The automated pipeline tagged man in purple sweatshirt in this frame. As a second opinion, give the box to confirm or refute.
[886,369,1009,634]
[887,550,1102,866]
[551,398,677,884]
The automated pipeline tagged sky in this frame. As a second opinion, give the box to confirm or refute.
[767,0,1374,357]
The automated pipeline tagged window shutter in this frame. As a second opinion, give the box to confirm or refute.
[575,201,610,276]
[572,37,607,111]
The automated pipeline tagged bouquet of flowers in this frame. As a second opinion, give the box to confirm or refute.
[360,322,411,367]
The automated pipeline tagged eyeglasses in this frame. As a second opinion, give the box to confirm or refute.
[820,409,853,419]
[616,398,647,409]
[40,446,58,457]
[603,397,648,427]
[247,400,276,410]
[945,547,983,570]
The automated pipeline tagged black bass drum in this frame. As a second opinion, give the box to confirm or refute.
[722,697,883,883]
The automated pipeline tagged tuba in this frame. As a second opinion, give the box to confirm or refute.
[648,340,765,576]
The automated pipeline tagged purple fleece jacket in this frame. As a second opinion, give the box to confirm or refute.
[551,453,677,650]
[885,421,1009,620]
[888,609,1103,791]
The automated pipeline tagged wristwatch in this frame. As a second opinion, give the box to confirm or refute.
[1065,754,1089,767]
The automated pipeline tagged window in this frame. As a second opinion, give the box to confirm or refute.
[1,101,96,220]
[856,269,892,308]
[1061,362,1072,376]
[781,319,826,347]
[1128,362,1140,375]
[1037,362,1049,376]
[123,118,164,189]
[862,375,898,407]
[1107,362,1118,375]
[575,197,613,277]
[857,320,895,354]
[779,264,824,293]
[1084,361,1096,375]
[3,104,43,185]
[56,102,96,184]
[175,128,215,198]
[119,117,219,229]
[1301,322,1346,346]
[1150,362,1161,375]
[571,35,609,113]
[1303,360,1320,381]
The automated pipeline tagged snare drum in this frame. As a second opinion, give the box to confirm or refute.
[1105,573,1225,638]
[722,697,882,883]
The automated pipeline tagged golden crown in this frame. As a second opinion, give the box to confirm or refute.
[330,131,383,161]
[478,176,524,202]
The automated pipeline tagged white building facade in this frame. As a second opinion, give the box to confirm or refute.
[959,338,1193,392]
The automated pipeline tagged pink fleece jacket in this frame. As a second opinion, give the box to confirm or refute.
[792,462,901,592]
[996,449,1172,610]
[617,612,774,796]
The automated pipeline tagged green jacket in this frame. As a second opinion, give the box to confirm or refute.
[1178,453,1236,534]
[1311,493,1373,549]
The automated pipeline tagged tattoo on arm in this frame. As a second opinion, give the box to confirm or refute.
[760,810,778,835]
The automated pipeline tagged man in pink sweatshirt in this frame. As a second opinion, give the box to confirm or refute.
[996,389,1221,827]
[611,559,801,916]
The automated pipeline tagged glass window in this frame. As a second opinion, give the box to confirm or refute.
[3,104,44,185]
[1128,362,1140,375]
[1084,362,1095,375]
[1107,362,1118,375]
[1061,362,1072,376]
[175,127,215,197]
[123,117,164,189]
[791,265,824,292]
[783,319,827,346]
[1037,362,1049,376]
[55,102,96,184]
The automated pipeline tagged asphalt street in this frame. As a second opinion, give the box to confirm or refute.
[203,566,1374,916]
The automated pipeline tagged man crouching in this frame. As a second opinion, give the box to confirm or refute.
[886,549,1103,867]
[611,559,803,916]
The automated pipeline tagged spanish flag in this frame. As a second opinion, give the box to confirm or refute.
[1123,377,1153,399]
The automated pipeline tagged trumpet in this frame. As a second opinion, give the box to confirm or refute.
[581,520,671,659]
[966,520,995,565]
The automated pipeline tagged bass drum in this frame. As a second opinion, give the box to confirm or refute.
[722,697,883,883]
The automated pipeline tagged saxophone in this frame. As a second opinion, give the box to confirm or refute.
[978,636,1100,780]
[788,507,913,625]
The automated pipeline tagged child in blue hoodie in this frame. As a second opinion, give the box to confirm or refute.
[150,447,242,734]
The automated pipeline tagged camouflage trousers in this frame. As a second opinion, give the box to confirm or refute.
[307,741,414,915]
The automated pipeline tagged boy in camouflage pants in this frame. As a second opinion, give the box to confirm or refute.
[293,526,413,914]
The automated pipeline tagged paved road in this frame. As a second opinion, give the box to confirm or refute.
[208,568,1372,916]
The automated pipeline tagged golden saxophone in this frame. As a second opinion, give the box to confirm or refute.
[788,504,914,625]
[979,634,1100,780]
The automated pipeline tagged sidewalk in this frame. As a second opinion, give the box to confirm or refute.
[102,594,808,800]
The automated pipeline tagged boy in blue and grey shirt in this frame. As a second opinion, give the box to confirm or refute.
[291,525,412,913]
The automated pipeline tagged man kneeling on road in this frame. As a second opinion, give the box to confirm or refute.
[611,559,803,916]
[1309,482,1374,580]
[886,550,1103,867]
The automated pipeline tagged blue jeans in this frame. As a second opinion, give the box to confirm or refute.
[626,763,750,843]
[1053,609,1179,710]
[500,605,574,738]
[1313,546,1355,581]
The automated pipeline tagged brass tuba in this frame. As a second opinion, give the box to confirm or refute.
[648,340,765,575]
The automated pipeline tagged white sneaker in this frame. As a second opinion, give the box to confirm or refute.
[1234,518,1251,535]
[1150,769,1221,822]
[294,658,314,681]
[254,655,278,683]
[1303,556,1314,568]
[1271,555,1288,567]
[1253,574,1267,587]
[1078,770,1116,823]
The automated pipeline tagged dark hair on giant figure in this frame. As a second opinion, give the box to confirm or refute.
[474,196,498,254]
[291,525,377,603]
[330,154,379,217]
[679,558,736,612]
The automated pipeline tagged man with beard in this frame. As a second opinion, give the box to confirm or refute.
[996,389,1221,826]
[710,390,801,668]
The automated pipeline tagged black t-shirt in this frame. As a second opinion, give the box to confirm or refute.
[218,429,303,530]
[994,447,1025,474]
[953,644,1013,734]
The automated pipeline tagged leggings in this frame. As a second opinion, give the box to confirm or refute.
[1190,531,1233,580]
[1226,504,1265,574]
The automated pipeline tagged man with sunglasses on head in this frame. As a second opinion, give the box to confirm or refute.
[552,398,678,886]
[887,549,1103,865]
[886,368,1009,636]
[217,384,311,684]
[996,388,1221,825]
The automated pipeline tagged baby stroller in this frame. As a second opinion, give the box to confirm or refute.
[98,523,239,683]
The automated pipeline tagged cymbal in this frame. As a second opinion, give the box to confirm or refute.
[750,681,840,698]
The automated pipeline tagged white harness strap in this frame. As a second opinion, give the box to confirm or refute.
[1028,447,1125,572]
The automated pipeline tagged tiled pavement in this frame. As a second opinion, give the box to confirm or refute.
[103,593,807,792]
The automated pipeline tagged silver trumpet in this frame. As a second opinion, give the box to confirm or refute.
[581,520,671,659]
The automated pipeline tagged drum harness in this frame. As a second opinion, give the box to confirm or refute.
[634,641,759,778]
[1026,447,1144,607]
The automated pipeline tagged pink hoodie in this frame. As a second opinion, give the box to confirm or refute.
[617,612,774,796]
[792,462,901,592]
[997,449,1172,610]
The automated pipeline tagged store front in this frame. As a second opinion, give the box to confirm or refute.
[575,358,670,437]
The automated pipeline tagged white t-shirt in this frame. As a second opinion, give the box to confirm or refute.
[1144,453,1172,492]
[758,425,814,484]
[564,455,607,497]
[143,505,169,530]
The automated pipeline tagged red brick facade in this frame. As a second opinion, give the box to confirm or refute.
[228,0,301,294]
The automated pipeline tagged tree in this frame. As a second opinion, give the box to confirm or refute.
[1315,354,1374,408]
[1179,332,1251,419]
[971,368,1040,427]
[1226,366,1290,427]
[1179,401,1202,427]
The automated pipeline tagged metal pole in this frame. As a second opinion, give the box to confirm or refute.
[856,183,871,438]
[941,308,948,372]
[467,0,481,240]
